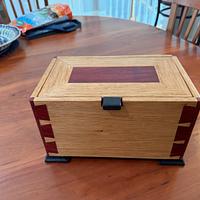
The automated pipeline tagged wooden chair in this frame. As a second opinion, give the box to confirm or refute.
[1,0,49,22]
[167,1,200,45]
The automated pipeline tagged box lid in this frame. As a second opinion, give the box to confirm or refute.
[32,55,199,101]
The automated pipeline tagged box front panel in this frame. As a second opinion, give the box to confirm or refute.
[41,100,190,159]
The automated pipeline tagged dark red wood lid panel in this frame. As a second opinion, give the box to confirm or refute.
[68,66,159,83]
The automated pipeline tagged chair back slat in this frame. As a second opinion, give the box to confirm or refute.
[27,0,32,12]
[36,0,40,9]
[1,1,10,23]
[192,26,200,43]
[9,0,17,18]
[129,0,134,20]
[44,0,49,6]
[184,9,198,40]
[176,6,189,37]
[0,14,2,23]
[167,3,178,33]
[19,0,25,15]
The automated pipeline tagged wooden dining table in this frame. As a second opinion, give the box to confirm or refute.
[0,16,200,200]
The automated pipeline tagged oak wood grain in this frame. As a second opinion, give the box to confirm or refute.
[0,16,200,200]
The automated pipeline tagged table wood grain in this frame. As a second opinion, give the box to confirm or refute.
[0,16,200,200]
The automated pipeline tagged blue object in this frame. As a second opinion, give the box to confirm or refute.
[0,40,19,56]
[25,18,81,40]
[0,24,21,53]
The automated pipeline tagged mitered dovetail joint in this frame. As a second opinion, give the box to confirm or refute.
[30,97,58,154]
[170,98,200,158]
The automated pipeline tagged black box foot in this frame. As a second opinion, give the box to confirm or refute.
[45,155,71,163]
[159,159,185,166]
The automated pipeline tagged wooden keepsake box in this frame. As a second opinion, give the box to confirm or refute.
[30,55,200,165]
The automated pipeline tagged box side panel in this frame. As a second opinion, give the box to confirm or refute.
[34,100,198,159]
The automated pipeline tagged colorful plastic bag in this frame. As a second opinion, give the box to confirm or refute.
[11,4,72,34]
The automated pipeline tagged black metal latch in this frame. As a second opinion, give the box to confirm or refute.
[101,97,123,110]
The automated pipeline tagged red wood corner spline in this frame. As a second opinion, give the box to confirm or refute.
[30,97,58,154]
[170,98,200,158]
